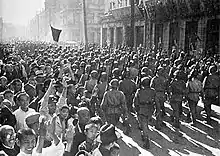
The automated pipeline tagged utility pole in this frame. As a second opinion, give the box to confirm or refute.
[82,0,88,51]
[130,0,135,49]
[0,18,3,42]
[37,12,40,41]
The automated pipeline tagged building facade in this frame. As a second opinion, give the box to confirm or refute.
[28,0,105,44]
[100,0,220,54]
[0,17,3,42]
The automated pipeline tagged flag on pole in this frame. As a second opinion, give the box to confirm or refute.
[50,25,62,42]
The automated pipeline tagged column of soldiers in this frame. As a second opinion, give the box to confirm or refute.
[90,46,220,150]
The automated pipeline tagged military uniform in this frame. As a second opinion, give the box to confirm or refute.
[85,70,98,98]
[101,79,128,126]
[169,71,187,128]
[203,66,220,123]
[119,77,137,113]
[151,67,168,129]
[133,77,155,149]
[186,74,203,124]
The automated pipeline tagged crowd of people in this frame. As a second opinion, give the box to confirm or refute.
[0,40,219,156]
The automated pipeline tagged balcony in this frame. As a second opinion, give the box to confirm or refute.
[100,4,143,23]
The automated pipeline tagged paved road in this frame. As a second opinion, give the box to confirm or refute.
[117,100,220,156]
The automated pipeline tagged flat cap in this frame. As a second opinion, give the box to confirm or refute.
[25,112,40,125]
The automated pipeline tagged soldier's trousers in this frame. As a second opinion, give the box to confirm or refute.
[138,104,154,138]
[139,114,150,139]
[204,97,216,120]
[125,94,134,113]
[170,100,182,127]
[155,92,166,125]
[188,99,198,121]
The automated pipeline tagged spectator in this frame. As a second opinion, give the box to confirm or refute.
[13,92,35,130]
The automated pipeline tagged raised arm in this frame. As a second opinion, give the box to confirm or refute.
[39,79,55,116]
[67,63,75,82]
[56,80,68,113]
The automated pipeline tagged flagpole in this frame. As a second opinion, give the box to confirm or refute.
[82,0,88,51]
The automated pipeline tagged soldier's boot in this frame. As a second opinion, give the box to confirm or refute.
[141,132,144,141]
[143,137,150,150]
[123,122,131,136]
[173,119,180,129]
[161,105,166,118]
[170,115,174,122]
[138,125,143,131]
[179,104,183,119]
[155,119,161,130]
[155,111,162,130]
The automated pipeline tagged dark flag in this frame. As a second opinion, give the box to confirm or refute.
[50,25,62,42]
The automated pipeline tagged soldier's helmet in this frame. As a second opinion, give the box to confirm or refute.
[173,70,184,80]
[110,79,119,88]
[79,62,86,67]
[123,69,130,78]
[113,61,119,67]
[189,69,199,78]
[164,58,170,66]
[91,70,98,79]
[209,65,217,74]
[85,65,91,72]
[112,68,120,76]
[141,67,148,73]
[157,66,164,75]
[141,77,151,87]
[100,72,107,81]
[91,60,96,67]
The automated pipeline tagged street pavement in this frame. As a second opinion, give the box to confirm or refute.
[117,100,220,156]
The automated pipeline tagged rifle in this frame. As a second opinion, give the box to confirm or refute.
[137,50,142,89]
[106,59,114,90]
[97,62,102,84]
[121,54,131,80]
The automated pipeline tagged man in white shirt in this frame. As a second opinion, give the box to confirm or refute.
[13,92,35,131]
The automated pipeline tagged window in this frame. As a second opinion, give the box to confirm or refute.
[118,0,122,7]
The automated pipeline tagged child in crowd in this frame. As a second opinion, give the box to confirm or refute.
[16,118,65,156]
[78,122,99,153]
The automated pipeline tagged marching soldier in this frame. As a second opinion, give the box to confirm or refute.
[101,79,130,134]
[151,67,168,130]
[133,77,156,149]
[84,70,98,98]
[203,65,220,124]
[186,69,203,125]
[92,72,108,120]
[119,70,137,113]
[168,70,187,129]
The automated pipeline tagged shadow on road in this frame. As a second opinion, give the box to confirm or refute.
[127,102,220,156]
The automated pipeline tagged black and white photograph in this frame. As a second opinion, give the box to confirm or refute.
[0,0,219,156]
